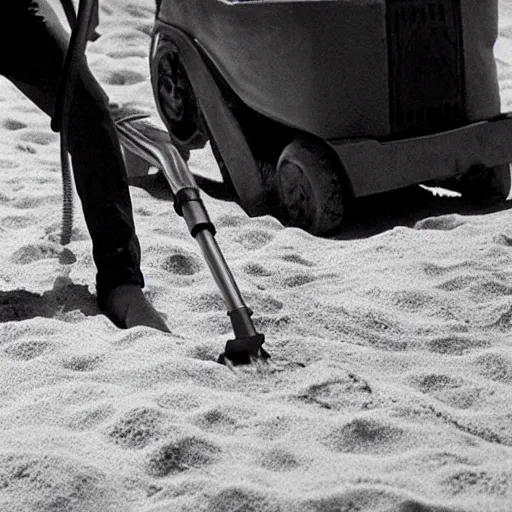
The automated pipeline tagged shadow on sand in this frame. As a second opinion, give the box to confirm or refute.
[0,282,99,323]
[336,185,512,240]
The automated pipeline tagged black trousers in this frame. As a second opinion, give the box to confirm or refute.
[0,1,144,296]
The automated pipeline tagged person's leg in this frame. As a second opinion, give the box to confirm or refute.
[0,0,169,331]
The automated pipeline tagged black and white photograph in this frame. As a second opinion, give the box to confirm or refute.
[0,1,511,511]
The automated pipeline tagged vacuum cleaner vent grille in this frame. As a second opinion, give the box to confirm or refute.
[387,0,465,137]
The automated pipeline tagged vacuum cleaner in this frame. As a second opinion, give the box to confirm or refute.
[119,0,512,238]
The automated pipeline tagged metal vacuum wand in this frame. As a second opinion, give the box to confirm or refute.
[115,116,268,365]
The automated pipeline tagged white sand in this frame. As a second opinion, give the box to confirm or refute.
[0,1,512,511]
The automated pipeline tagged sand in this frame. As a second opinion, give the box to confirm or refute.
[0,1,512,511]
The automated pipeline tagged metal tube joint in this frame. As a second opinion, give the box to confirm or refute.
[176,188,216,237]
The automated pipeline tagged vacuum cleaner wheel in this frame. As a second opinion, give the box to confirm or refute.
[459,163,512,201]
[276,139,345,236]
[487,165,512,200]
[155,48,208,152]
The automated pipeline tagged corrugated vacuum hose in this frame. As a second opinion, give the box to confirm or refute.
[52,0,97,245]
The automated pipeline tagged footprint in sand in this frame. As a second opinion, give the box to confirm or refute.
[235,229,274,250]
[443,469,510,497]
[106,407,168,449]
[243,262,272,277]
[19,130,58,146]
[188,292,225,312]
[472,351,512,384]
[62,354,103,372]
[323,416,406,454]
[426,335,490,355]
[409,373,483,409]
[193,406,240,435]
[104,70,146,86]
[259,447,300,472]
[145,436,220,476]
[360,310,400,334]
[11,243,61,264]
[283,273,316,288]
[440,386,485,410]
[2,339,52,361]
[206,486,281,512]
[414,214,466,231]
[281,253,315,267]
[162,253,202,275]
[0,454,115,511]
[410,373,463,393]
[2,118,27,131]
[469,279,512,298]
[490,304,512,331]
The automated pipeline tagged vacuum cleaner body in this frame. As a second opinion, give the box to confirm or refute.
[148,0,512,234]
